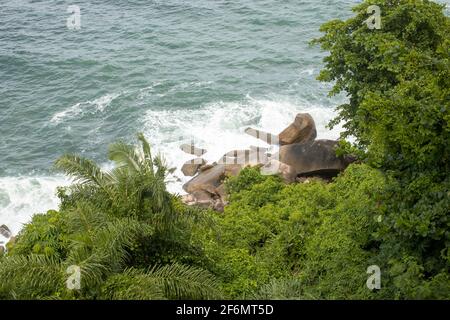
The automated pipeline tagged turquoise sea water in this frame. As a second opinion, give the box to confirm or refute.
[0,0,448,234]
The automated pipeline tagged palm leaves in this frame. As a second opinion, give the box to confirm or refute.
[65,217,153,290]
[102,264,221,300]
[55,133,174,222]
[107,132,156,174]
[55,155,113,188]
[0,133,222,300]
[249,278,309,300]
[0,254,64,299]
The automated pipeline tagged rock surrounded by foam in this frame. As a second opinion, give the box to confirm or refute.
[180,113,355,211]
[0,224,12,239]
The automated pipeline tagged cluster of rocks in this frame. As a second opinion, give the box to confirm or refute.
[180,113,355,211]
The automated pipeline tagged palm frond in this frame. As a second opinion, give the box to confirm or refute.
[108,141,142,173]
[249,278,307,300]
[55,154,110,187]
[0,254,64,299]
[102,264,221,300]
[65,218,154,289]
[101,268,165,300]
[148,263,222,300]
[137,132,153,173]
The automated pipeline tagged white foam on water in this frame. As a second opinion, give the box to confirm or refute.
[2,97,343,236]
[0,176,70,237]
[142,96,342,194]
[50,92,122,124]
[299,68,315,76]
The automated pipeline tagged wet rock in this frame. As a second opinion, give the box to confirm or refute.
[261,160,297,184]
[181,158,207,176]
[183,164,242,195]
[0,224,11,238]
[180,144,207,156]
[191,190,215,208]
[199,163,215,172]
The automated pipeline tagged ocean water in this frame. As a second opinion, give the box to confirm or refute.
[1,0,448,236]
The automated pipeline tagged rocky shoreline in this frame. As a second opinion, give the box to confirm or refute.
[180,113,356,211]
[0,113,355,253]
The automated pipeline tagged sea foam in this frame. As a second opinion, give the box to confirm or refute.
[0,176,70,237]
[142,96,343,194]
[50,92,122,124]
[1,97,342,236]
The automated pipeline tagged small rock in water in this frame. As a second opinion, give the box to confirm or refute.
[180,144,207,156]
[0,224,12,238]
[244,128,279,145]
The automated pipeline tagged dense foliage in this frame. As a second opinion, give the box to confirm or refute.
[0,134,220,299]
[0,0,448,300]
[313,0,450,299]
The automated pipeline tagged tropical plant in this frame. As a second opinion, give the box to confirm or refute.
[0,133,219,300]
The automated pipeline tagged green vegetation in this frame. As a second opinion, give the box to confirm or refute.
[0,0,448,299]
[0,134,220,299]
[313,0,450,298]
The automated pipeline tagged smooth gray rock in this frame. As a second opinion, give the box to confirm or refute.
[183,164,242,194]
[181,158,206,176]
[261,160,298,183]
[276,139,352,177]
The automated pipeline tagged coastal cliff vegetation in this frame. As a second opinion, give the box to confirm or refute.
[0,0,449,300]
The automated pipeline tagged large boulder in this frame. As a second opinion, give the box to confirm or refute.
[275,139,352,177]
[261,160,297,183]
[181,158,206,176]
[180,188,226,212]
[0,224,11,238]
[191,190,215,209]
[215,184,227,201]
[278,113,317,145]
[182,164,242,194]
[199,163,215,172]
[218,149,268,167]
